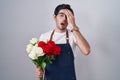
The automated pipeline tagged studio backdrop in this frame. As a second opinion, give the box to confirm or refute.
[0,0,120,80]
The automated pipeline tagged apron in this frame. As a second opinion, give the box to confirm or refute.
[44,29,76,80]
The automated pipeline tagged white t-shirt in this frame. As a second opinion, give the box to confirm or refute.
[39,29,77,57]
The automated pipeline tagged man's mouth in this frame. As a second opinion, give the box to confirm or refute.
[61,23,65,26]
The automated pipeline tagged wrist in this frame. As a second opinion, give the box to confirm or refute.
[71,26,79,32]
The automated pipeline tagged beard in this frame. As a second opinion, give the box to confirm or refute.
[57,26,67,31]
[58,26,66,30]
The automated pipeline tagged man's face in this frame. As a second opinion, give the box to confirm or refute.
[54,9,68,30]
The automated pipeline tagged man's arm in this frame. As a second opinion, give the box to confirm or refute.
[72,26,90,55]
[64,9,90,55]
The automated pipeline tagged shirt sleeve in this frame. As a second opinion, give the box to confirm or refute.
[39,34,44,41]
[73,35,77,44]
[39,31,51,41]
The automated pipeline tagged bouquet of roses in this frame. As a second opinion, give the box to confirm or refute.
[26,38,61,80]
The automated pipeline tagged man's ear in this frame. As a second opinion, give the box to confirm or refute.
[53,14,57,21]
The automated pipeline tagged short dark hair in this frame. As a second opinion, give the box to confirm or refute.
[54,4,74,15]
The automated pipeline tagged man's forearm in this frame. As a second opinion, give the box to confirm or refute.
[72,25,90,55]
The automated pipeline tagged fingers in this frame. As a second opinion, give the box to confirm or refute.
[64,9,74,18]
[63,9,74,21]
[63,9,76,27]
[35,67,44,78]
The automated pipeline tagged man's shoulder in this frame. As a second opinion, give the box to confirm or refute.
[39,30,53,40]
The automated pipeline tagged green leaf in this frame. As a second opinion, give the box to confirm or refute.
[41,62,46,69]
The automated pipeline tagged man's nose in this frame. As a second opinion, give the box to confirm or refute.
[63,16,67,22]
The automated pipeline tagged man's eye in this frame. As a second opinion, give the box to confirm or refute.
[60,14,64,17]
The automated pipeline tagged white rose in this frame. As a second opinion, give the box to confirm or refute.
[32,46,36,51]
[28,46,45,59]
[30,38,38,44]
[35,47,45,57]
[29,51,38,59]
[26,44,33,53]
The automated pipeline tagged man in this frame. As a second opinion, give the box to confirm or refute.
[35,4,90,80]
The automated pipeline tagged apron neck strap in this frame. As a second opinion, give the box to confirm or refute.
[50,29,69,43]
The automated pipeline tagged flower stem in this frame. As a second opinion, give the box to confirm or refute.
[39,77,43,80]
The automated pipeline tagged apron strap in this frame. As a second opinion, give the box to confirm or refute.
[50,29,69,43]
[66,30,69,43]
[50,29,55,40]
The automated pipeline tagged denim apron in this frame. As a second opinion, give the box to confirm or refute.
[44,30,76,80]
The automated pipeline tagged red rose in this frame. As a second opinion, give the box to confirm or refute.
[53,46,61,55]
[43,45,54,56]
[47,40,55,47]
[38,41,46,48]
[38,40,61,56]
